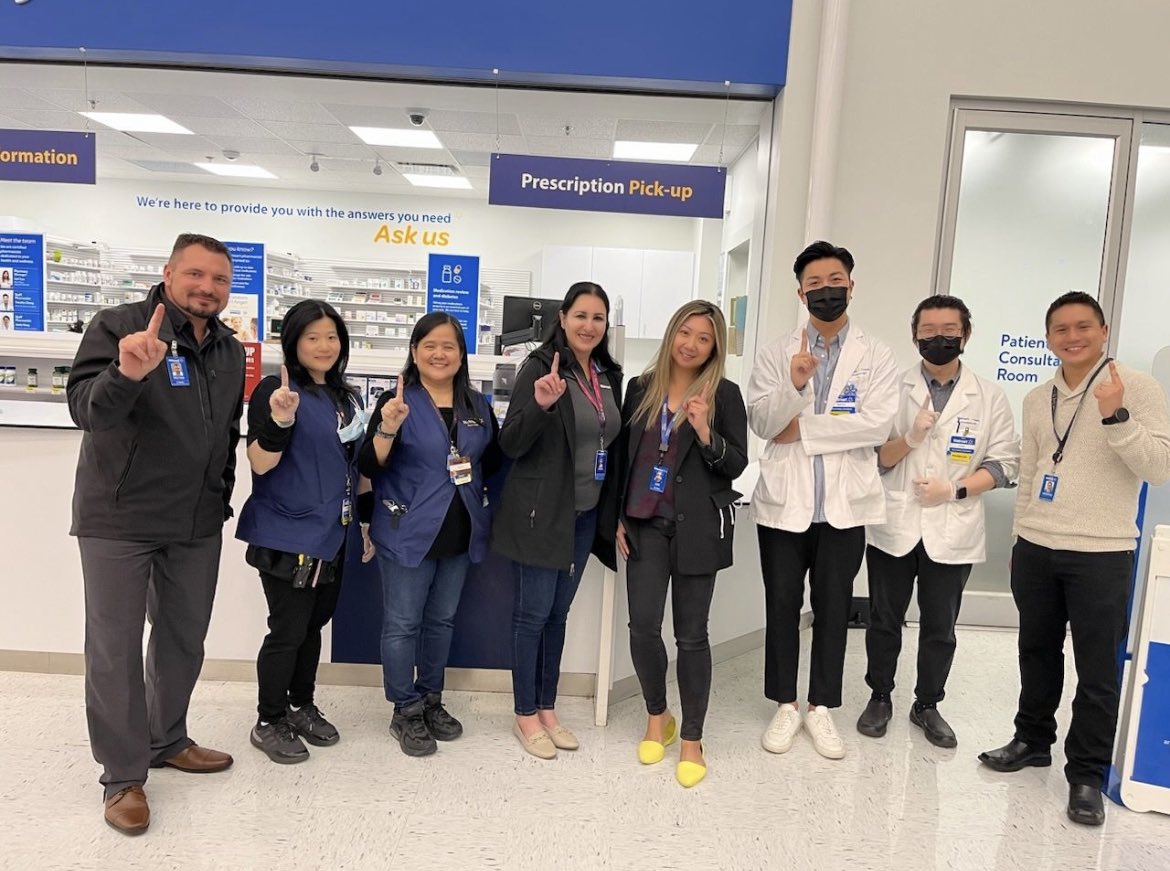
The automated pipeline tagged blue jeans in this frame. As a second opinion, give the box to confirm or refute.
[511,508,597,716]
[378,553,470,710]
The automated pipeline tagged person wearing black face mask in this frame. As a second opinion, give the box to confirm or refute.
[747,241,900,760]
[859,295,1019,749]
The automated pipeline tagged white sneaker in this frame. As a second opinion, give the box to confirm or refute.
[761,704,802,754]
[804,706,846,759]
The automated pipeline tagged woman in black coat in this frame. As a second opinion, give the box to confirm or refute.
[615,300,747,787]
[492,282,623,760]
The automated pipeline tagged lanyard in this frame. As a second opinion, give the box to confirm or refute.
[1050,357,1111,465]
[573,361,607,448]
[658,398,685,455]
[424,389,460,456]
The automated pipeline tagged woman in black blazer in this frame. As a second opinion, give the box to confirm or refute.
[615,300,747,787]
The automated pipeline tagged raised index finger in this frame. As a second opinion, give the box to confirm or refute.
[144,303,165,339]
[1109,360,1121,382]
[280,364,289,389]
[800,330,808,354]
[921,394,933,411]
[550,351,560,377]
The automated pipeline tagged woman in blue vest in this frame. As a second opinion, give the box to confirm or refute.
[358,312,500,757]
[237,300,369,765]
[492,282,624,760]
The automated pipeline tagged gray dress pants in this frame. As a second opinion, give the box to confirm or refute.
[78,534,222,799]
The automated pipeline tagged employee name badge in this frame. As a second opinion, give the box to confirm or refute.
[166,342,189,387]
[947,434,976,464]
[830,382,858,415]
[340,496,353,526]
[594,449,608,481]
[448,454,473,486]
[1039,473,1059,502]
[649,464,669,494]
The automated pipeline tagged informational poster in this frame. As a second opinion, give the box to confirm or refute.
[224,241,264,341]
[0,129,96,185]
[427,253,480,353]
[0,233,44,332]
[242,342,263,402]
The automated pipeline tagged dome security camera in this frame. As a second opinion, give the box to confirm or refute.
[222,149,240,161]
[407,111,427,127]
[309,155,320,173]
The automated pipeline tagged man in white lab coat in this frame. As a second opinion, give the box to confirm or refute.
[747,241,899,759]
[858,295,1020,749]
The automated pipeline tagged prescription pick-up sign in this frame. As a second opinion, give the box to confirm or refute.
[488,153,725,219]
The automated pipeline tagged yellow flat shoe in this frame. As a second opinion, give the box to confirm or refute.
[676,760,707,788]
[637,716,677,765]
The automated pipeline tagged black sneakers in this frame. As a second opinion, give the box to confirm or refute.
[287,703,340,747]
[423,693,464,742]
[391,700,437,757]
[251,718,309,764]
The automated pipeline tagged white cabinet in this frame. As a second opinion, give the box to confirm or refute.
[540,245,694,339]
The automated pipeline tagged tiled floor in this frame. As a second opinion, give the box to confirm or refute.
[1,628,1165,870]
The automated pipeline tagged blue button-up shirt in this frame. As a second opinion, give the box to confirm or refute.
[808,321,849,523]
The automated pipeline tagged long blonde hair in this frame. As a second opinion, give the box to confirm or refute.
[632,300,728,431]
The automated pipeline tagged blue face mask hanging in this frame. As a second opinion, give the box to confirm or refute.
[337,407,369,443]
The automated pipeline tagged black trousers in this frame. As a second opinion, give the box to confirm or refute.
[758,522,866,708]
[626,518,717,742]
[256,568,343,722]
[1011,537,1133,788]
[864,541,971,705]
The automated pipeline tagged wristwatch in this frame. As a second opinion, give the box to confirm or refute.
[954,485,968,501]
[1102,407,1130,426]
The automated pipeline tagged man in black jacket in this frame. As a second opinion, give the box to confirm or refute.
[67,233,245,836]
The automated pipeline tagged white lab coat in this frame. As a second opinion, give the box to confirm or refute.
[747,322,900,532]
[867,364,1020,564]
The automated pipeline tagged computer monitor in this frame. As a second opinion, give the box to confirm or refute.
[499,296,562,349]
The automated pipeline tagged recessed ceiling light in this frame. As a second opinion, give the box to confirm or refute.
[613,141,698,162]
[194,162,277,179]
[402,174,471,189]
[351,127,443,149]
[80,112,194,135]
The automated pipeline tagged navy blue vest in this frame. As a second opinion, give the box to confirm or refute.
[369,384,494,567]
[236,385,362,560]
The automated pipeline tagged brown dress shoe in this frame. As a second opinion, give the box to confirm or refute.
[157,743,234,773]
[104,786,150,835]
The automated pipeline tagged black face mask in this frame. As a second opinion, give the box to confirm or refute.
[918,335,963,366]
[804,286,849,323]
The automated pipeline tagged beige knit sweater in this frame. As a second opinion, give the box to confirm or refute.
[1014,357,1170,552]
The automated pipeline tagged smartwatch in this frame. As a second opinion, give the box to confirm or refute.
[1102,407,1130,426]
[954,485,968,501]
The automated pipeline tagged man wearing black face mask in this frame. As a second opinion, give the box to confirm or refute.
[859,295,1019,749]
[747,241,900,760]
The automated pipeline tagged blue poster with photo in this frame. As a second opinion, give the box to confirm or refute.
[223,241,264,341]
[427,253,480,353]
[0,232,45,332]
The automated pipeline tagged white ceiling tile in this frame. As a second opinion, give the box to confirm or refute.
[2,109,92,130]
[124,159,208,175]
[690,144,737,165]
[182,117,276,138]
[33,89,155,113]
[263,121,361,144]
[0,113,32,129]
[0,88,62,111]
[525,136,612,159]
[703,124,761,148]
[615,120,713,143]
[320,103,412,128]
[223,97,339,124]
[122,133,221,154]
[200,136,303,157]
[284,141,378,161]
[125,93,244,118]
[520,116,616,139]
[435,132,525,153]
[425,110,521,136]
[449,150,490,167]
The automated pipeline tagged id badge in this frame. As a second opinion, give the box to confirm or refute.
[448,454,473,486]
[1039,474,1059,502]
[649,464,669,493]
[166,355,190,387]
[948,434,976,464]
[341,496,353,526]
[594,449,608,481]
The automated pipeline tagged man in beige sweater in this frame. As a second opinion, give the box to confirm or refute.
[979,291,1170,826]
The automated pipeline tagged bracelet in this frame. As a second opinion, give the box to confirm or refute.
[272,415,295,429]
[375,424,397,440]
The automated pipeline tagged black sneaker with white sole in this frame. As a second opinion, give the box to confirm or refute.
[390,700,437,757]
[287,703,340,747]
[250,718,309,764]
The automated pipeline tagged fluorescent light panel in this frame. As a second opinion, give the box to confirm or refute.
[613,140,698,161]
[81,112,193,134]
[195,163,277,179]
[350,127,443,148]
[402,174,471,189]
